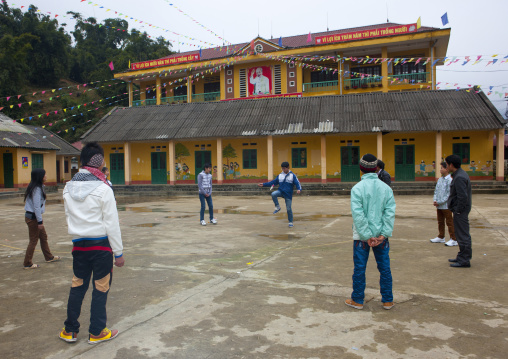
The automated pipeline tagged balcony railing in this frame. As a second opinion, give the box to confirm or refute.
[161,95,188,104]
[192,92,221,102]
[344,76,383,89]
[389,72,429,84]
[303,81,338,93]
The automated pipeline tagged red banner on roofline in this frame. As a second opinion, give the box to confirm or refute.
[131,53,200,70]
[315,23,417,45]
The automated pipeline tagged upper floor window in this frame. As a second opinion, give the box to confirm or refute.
[351,65,381,78]
[393,62,426,75]
[204,82,220,93]
[310,71,338,83]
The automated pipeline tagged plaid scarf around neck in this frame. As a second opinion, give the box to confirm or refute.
[82,166,110,186]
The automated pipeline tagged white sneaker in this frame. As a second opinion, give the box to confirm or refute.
[445,239,458,246]
[430,237,446,243]
[210,218,217,224]
[200,220,207,226]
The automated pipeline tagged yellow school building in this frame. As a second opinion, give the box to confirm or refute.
[82,21,505,184]
[1,115,80,188]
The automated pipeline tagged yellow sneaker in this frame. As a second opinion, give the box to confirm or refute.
[345,298,364,310]
[58,328,77,343]
[88,328,119,344]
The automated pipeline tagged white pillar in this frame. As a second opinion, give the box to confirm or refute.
[435,132,442,181]
[267,135,273,181]
[497,128,505,181]
[217,138,223,184]
[168,140,175,185]
[321,134,326,183]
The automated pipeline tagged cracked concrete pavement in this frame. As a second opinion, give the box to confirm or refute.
[0,192,507,358]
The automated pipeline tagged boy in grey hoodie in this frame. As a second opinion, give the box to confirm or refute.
[198,163,217,226]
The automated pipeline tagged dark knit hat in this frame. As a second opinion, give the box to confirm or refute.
[359,154,378,173]
[281,161,289,168]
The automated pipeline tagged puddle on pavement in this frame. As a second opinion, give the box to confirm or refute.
[259,234,302,241]
[131,223,161,227]
[164,215,193,219]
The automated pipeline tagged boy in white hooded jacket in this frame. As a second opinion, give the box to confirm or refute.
[59,142,124,345]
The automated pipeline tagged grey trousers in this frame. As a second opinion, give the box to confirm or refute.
[453,211,472,264]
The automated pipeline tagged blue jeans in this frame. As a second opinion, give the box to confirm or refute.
[199,193,214,221]
[271,190,293,223]
[352,239,393,304]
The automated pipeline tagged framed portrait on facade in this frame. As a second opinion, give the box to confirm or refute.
[248,66,272,96]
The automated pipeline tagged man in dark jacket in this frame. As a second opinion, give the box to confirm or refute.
[446,155,472,268]
[377,160,392,187]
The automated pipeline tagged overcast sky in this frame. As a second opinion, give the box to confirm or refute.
[12,0,508,117]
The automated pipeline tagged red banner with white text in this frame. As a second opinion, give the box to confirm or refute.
[316,24,417,45]
[131,53,200,70]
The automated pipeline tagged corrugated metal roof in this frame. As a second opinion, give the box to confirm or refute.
[83,89,506,143]
[0,116,80,155]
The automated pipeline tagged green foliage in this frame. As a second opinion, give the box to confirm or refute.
[223,143,237,163]
[175,143,190,161]
[0,3,174,143]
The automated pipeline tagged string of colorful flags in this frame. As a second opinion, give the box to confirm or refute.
[78,0,221,48]
[0,80,126,110]
[2,1,223,49]
[1,96,128,142]
[161,0,230,45]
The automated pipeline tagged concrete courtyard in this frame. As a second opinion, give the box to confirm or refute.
[0,191,507,358]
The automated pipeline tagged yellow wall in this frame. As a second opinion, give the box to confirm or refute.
[221,138,267,180]
[273,136,323,178]
[443,130,493,177]
[97,129,495,184]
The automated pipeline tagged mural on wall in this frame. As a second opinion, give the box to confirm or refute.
[469,160,493,176]
[222,143,239,179]
[415,160,436,178]
[248,66,272,96]
[418,156,494,179]
[175,143,192,180]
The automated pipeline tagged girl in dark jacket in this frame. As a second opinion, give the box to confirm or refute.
[23,168,60,269]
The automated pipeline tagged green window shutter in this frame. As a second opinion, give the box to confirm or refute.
[32,154,44,170]
[291,148,307,168]
[242,149,257,169]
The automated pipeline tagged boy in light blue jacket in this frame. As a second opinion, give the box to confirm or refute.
[345,154,396,311]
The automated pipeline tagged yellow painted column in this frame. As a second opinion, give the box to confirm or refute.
[381,46,388,93]
[58,156,65,183]
[187,76,192,103]
[124,142,131,185]
[497,128,505,181]
[435,132,442,181]
[220,68,226,100]
[377,132,383,160]
[321,134,327,183]
[267,135,273,180]
[168,140,175,185]
[217,138,223,184]
[296,63,303,93]
[128,82,133,107]
[156,77,161,105]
